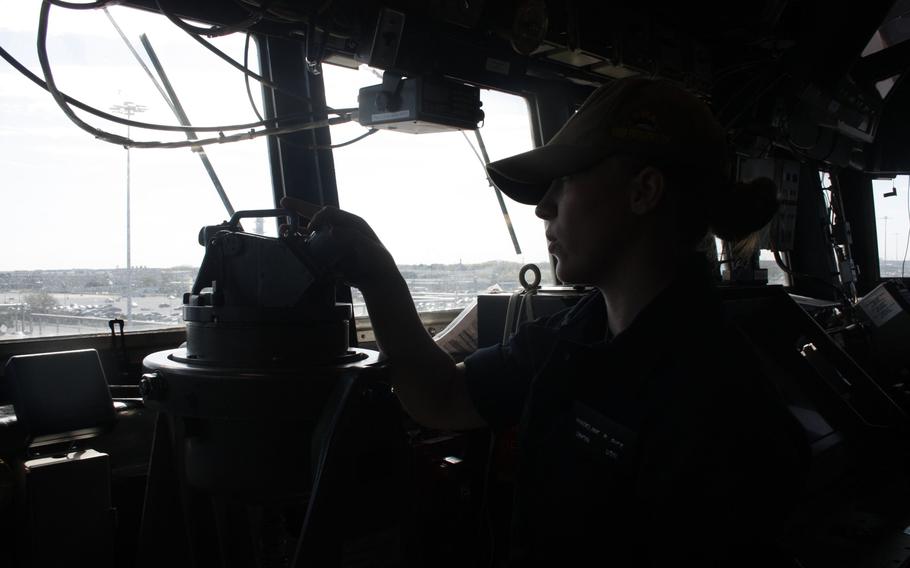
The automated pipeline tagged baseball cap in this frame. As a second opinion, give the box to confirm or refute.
[486,77,730,205]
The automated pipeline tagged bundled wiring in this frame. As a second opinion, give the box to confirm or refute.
[124,116,353,150]
[15,1,373,151]
[239,32,359,132]
[0,43,322,133]
[44,0,324,110]
[239,29,364,146]
[33,1,363,149]
[155,0,261,38]
[38,0,126,146]
[47,0,115,9]
[244,32,265,122]
[165,14,322,109]
[15,0,353,132]
[279,128,378,151]
[315,128,377,149]
[232,0,302,24]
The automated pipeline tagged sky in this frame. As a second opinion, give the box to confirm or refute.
[0,0,550,272]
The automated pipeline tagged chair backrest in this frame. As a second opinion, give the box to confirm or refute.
[4,349,116,448]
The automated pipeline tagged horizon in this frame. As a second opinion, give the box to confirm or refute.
[3,1,907,281]
[0,258,554,274]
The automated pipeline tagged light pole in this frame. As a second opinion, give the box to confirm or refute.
[880,216,889,261]
[109,101,146,325]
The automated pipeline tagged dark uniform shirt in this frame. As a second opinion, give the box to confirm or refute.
[463,256,808,567]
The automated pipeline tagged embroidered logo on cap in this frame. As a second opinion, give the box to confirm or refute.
[611,110,670,144]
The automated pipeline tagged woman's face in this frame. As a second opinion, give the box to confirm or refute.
[535,156,646,285]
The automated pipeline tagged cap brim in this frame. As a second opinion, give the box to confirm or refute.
[486,144,604,205]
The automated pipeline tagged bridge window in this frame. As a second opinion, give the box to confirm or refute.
[0,2,272,341]
[323,64,552,316]
[872,175,910,278]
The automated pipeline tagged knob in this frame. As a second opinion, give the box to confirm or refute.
[139,372,166,400]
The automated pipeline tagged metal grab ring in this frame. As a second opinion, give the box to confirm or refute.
[519,263,542,291]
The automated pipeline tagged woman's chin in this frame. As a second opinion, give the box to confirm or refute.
[555,260,599,286]
[555,263,580,285]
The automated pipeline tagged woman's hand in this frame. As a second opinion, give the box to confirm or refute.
[280,196,397,291]
[281,198,485,431]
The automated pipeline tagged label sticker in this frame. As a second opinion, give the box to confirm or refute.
[859,285,902,327]
[372,109,410,122]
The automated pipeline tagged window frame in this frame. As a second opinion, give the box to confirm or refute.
[0,30,571,349]
[1,11,281,345]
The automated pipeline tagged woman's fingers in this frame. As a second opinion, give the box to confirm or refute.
[280,197,350,233]
[280,196,324,220]
[280,196,332,232]
[279,196,395,289]
[281,196,381,244]
[307,206,376,238]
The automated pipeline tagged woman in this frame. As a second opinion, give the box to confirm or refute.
[283,76,808,567]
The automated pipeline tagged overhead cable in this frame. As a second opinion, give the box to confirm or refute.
[0,43,320,133]
[35,1,357,149]
[154,0,261,37]
[46,0,116,10]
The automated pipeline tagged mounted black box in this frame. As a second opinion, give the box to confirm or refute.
[357,75,484,134]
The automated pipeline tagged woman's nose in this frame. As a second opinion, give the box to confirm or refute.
[535,181,559,220]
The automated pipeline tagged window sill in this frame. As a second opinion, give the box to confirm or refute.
[354,308,462,344]
[1,308,465,360]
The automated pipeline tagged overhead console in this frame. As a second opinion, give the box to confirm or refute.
[122,0,909,172]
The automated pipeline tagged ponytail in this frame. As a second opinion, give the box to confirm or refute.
[707,177,779,242]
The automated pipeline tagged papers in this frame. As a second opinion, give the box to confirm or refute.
[433,300,478,357]
[857,284,903,327]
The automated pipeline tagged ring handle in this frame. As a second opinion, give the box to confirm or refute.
[227,208,301,231]
[519,263,542,291]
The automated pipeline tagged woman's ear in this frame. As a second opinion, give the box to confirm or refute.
[628,166,666,215]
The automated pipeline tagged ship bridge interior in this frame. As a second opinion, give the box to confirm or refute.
[2,1,910,567]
